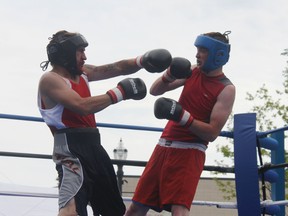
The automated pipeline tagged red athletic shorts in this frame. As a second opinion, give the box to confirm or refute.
[132,144,206,212]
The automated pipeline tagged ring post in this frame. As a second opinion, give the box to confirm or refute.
[234,113,261,216]
[271,131,285,216]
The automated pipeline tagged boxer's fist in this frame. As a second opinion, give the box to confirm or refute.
[107,78,147,103]
[154,97,194,127]
[162,57,192,83]
[136,49,172,73]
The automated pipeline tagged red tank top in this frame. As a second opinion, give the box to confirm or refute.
[39,73,96,134]
[161,67,233,145]
[61,75,96,129]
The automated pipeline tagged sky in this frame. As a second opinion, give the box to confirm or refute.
[0,0,287,191]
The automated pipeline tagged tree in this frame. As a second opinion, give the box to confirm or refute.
[216,49,288,200]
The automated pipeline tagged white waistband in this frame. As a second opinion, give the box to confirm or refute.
[158,138,207,152]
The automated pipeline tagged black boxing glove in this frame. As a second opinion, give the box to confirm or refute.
[162,57,192,83]
[107,78,147,104]
[154,97,194,127]
[136,49,172,73]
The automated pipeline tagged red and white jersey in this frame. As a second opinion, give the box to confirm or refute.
[38,73,96,134]
[161,67,233,145]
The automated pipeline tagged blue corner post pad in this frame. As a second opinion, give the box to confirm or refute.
[233,113,261,216]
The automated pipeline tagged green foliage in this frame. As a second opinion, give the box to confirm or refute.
[214,178,236,200]
[246,48,288,130]
[218,144,234,158]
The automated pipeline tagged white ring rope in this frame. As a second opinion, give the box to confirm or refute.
[1,191,287,209]
[0,191,58,199]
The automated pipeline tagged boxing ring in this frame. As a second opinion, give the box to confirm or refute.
[0,113,287,216]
